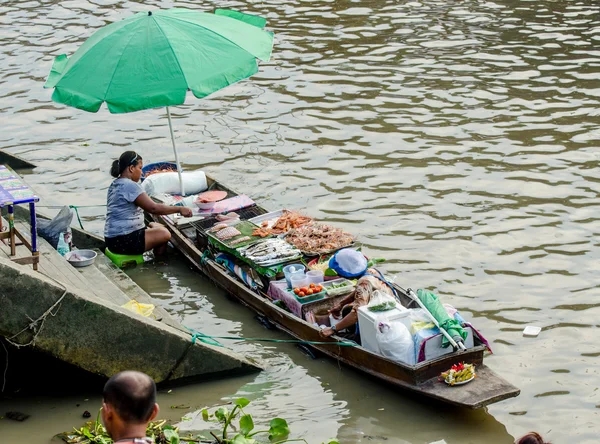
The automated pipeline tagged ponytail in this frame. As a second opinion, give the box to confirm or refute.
[110,159,120,178]
[109,151,141,178]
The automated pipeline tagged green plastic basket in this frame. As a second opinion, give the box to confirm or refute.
[291,289,326,304]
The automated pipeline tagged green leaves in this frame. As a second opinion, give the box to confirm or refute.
[268,418,290,442]
[215,407,229,422]
[163,425,180,444]
[195,399,320,444]
[240,414,255,435]
[234,397,251,408]
[231,435,257,444]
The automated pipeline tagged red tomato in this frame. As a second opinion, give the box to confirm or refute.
[309,283,316,289]
[294,288,300,295]
[306,289,313,295]
[300,287,309,294]
[298,291,305,297]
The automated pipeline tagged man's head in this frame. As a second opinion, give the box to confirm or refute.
[101,371,159,439]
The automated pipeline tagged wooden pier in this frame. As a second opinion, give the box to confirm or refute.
[0,213,262,386]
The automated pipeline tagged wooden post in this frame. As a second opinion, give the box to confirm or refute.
[29,202,38,271]
[7,204,15,256]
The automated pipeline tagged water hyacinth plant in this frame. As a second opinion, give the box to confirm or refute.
[59,400,339,444]
[200,398,338,444]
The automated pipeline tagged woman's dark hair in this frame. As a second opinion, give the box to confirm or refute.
[110,151,142,178]
[516,432,550,444]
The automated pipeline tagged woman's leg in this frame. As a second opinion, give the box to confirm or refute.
[145,222,171,256]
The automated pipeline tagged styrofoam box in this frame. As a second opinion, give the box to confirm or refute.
[357,304,411,355]
[416,326,474,363]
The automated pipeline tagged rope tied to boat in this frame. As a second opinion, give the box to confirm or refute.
[186,327,358,348]
[4,272,69,349]
[69,205,84,230]
[36,204,108,230]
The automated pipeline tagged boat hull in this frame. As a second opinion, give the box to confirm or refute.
[153,209,520,409]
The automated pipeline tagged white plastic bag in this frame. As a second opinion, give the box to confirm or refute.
[404,308,436,334]
[367,290,397,312]
[142,171,208,196]
[376,320,415,365]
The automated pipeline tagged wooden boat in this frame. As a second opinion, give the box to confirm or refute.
[150,175,520,409]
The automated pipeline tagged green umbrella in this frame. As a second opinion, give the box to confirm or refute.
[44,8,274,194]
[416,289,467,348]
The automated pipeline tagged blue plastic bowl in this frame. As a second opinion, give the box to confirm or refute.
[141,161,179,182]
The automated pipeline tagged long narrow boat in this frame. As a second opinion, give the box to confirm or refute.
[151,175,520,409]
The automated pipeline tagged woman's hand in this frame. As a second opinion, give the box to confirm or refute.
[319,327,335,338]
[179,207,193,217]
[328,304,342,316]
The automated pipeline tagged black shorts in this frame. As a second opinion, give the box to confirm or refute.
[105,228,146,255]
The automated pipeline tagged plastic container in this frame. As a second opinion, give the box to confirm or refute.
[141,161,178,182]
[284,263,305,288]
[196,201,216,210]
[357,304,408,355]
[283,263,305,275]
[249,209,285,229]
[293,289,326,304]
[290,274,309,290]
[314,309,331,326]
[65,249,97,267]
[57,232,70,256]
[322,278,354,297]
[306,270,324,285]
[523,325,541,337]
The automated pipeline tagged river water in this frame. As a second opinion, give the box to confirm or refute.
[1,0,599,442]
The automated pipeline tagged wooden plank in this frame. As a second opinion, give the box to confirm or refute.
[75,263,132,307]
[91,251,182,328]
[8,220,145,307]
[11,255,39,266]
[11,220,92,292]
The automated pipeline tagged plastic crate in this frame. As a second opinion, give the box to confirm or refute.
[291,289,326,304]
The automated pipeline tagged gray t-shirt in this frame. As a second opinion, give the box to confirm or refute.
[104,178,145,238]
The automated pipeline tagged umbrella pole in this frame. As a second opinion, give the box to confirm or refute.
[166,106,185,196]
[406,288,467,351]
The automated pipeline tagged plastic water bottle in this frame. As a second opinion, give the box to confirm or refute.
[57,232,70,256]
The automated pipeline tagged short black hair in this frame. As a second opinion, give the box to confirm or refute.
[103,371,156,423]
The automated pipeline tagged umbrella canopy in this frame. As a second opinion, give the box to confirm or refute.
[417,289,467,348]
[45,8,273,113]
[44,8,274,193]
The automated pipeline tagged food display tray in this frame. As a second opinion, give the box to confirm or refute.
[289,289,327,304]
[249,209,285,229]
[208,220,269,249]
[322,278,355,296]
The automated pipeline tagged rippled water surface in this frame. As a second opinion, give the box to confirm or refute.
[1,0,599,443]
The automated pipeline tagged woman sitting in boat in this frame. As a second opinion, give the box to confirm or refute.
[319,269,395,339]
[104,151,193,257]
